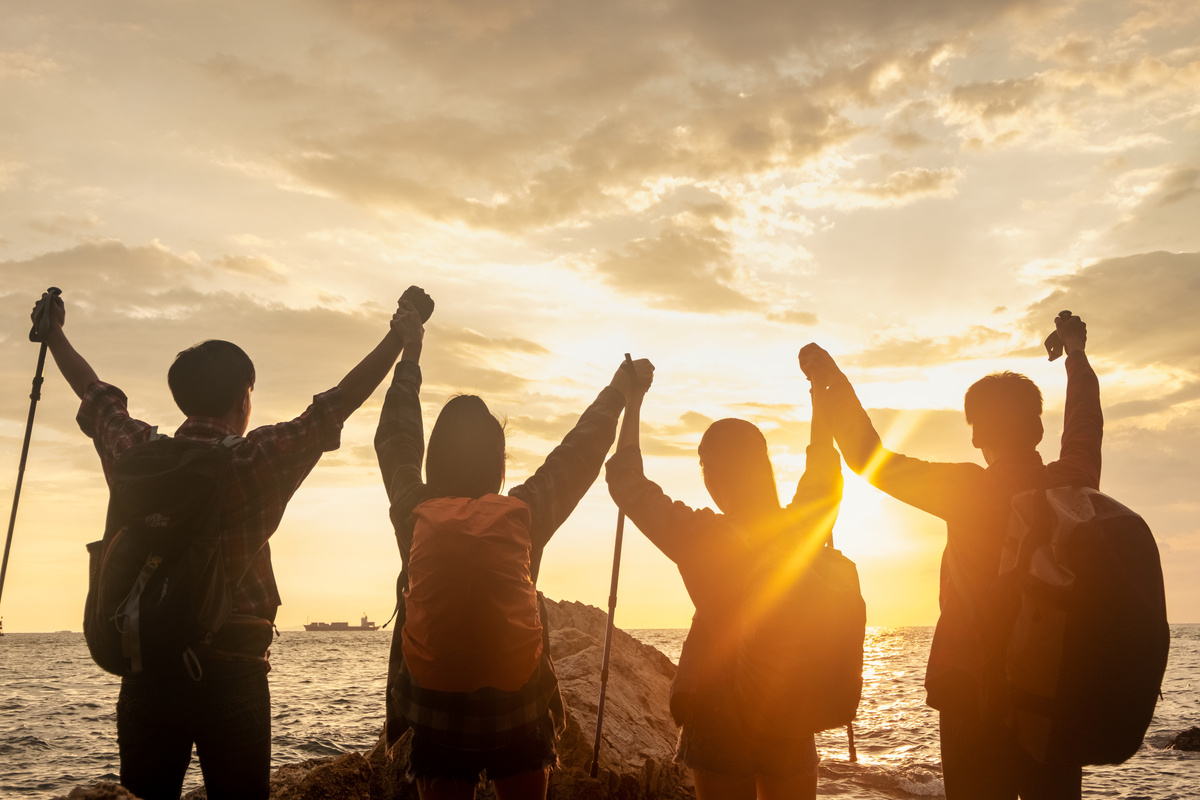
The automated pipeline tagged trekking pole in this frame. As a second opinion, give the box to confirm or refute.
[589,354,635,779]
[0,287,62,613]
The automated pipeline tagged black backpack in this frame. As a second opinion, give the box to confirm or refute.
[733,534,866,735]
[83,434,242,681]
[988,486,1169,766]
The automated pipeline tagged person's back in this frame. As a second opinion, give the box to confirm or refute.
[37,290,414,800]
[374,298,650,800]
[800,313,1099,800]
[606,356,845,800]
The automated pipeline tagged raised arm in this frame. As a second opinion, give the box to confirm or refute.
[1051,313,1102,488]
[786,359,843,539]
[510,358,652,557]
[37,293,100,400]
[337,291,430,417]
[374,297,431,562]
[799,342,982,522]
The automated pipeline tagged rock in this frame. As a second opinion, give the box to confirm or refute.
[51,784,141,800]
[542,598,693,800]
[1166,726,1200,751]
[53,599,694,800]
[361,598,693,799]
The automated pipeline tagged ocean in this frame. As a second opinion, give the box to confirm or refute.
[1,626,1196,798]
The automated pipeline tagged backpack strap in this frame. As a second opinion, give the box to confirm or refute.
[116,555,164,675]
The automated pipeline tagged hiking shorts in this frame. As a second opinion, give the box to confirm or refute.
[676,688,819,779]
[407,713,557,783]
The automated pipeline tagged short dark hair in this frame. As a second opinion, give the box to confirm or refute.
[426,395,506,499]
[698,418,779,515]
[168,340,256,419]
[964,371,1044,449]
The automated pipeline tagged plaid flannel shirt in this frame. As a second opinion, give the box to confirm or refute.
[77,380,346,619]
[374,359,625,749]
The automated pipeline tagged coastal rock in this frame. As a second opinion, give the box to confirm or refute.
[177,752,373,800]
[51,784,141,800]
[361,598,694,799]
[1165,726,1200,751]
[54,599,694,800]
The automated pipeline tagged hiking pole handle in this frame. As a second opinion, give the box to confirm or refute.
[29,287,62,343]
[1043,309,1073,362]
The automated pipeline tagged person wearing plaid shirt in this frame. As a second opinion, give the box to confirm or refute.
[375,298,652,800]
[35,290,415,800]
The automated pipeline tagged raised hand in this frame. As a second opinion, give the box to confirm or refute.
[611,357,655,404]
[1054,312,1087,356]
[391,299,425,349]
[798,343,840,387]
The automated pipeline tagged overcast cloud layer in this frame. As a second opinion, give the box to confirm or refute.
[2,0,1199,630]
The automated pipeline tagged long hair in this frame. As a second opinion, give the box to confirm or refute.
[698,418,779,518]
[426,394,506,499]
[167,340,256,418]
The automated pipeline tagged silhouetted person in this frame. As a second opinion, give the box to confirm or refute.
[36,291,414,800]
[605,356,843,800]
[799,312,1097,800]
[374,297,652,800]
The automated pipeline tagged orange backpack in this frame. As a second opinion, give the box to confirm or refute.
[402,494,544,692]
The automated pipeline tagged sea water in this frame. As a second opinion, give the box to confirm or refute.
[1,626,1196,798]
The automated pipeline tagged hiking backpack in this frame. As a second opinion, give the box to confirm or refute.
[83,434,242,681]
[401,494,544,693]
[734,535,866,736]
[990,486,1169,766]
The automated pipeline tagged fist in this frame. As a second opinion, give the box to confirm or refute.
[1054,312,1087,356]
[391,299,425,345]
[612,357,654,401]
[798,343,838,383]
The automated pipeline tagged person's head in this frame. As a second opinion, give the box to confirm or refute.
[964,371,1044,462]
[698,418,779,519]
[168,340,256,433]
[426,394,506,499]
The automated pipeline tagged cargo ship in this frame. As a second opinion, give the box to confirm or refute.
[304,613,378,632]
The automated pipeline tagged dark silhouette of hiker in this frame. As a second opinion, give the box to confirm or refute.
[374,296,653,800]
[35,291,415,800]
[605,356,843,800]
[799,312,1097,800]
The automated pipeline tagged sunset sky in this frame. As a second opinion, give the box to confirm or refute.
[2,0,1198,632]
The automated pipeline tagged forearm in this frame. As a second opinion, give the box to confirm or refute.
[826,375,885,475]
[375,361,426,503]
[338,331,405,416]
[616,396,641,453]
[46,330,99,400]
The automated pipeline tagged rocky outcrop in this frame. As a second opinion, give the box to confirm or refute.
[51,785,141,800]
[1165,726,1200,751]
[53,599,694,800]
[363,598,694,799]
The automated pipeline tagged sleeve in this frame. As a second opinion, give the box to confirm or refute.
[374,360,429,568]
[1049,351,1102,489]
[75,380,156,482]
[785,443,844,544]
[508,385,625,552]
[604,445,719,565]
[235,387,346,512]
[826,372,986,522]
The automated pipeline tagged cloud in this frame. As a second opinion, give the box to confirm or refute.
[0,240,539,427]
[851,325,1011,368]
[591,223,758,313]
[768,310,819,325]
[1023,250,1200,374]
[0,51,61,82]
